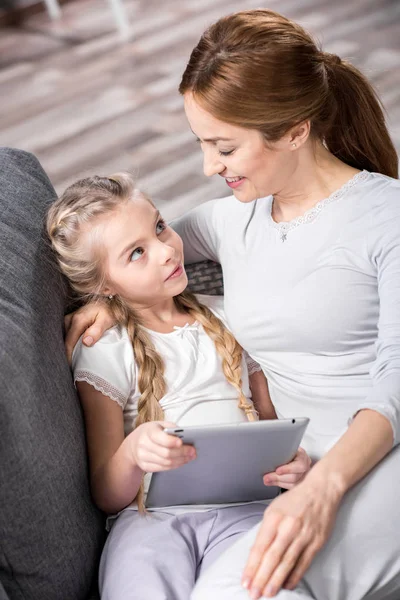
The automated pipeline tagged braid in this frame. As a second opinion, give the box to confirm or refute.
[176,291,256,421]
[110,297,166,513]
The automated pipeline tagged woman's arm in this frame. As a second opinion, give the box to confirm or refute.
[170,199,221,264]
[243,407,393,598]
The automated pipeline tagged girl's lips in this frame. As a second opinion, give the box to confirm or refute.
[225,177,245,189]
[166,264,184,281]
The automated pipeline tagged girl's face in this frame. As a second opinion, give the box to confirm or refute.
[184,92,295,202]
[95,197,187,307]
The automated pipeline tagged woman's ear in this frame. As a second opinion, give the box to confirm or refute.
[288,120,311,149]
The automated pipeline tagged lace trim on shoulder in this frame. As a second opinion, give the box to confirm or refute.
[74,370,127,408]
[243,351,263,376]
[268,170,369,241]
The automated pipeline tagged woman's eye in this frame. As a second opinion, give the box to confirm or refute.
[156,219,167,234]
[219,149,234,156]
[130,247,144,262]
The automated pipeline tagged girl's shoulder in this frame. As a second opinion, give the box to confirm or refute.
[72,325,135,408]
[72,325,134,374]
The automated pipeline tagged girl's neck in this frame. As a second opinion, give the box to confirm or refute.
[271,142,360,224]
[132,297,194,334]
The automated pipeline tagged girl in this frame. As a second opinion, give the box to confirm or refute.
[47,173,310,600]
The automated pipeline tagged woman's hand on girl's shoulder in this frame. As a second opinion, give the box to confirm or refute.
[263,447,312,490]
[128,422,197,473]
[64,302,116,363]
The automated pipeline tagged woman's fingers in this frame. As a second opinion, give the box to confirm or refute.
[245,514,303,599]
[283,543,321,591]
[64,306,115,363]
[260,535,309,597]
[242,512,281,589]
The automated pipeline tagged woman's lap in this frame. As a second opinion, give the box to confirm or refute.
[192,445,400,600]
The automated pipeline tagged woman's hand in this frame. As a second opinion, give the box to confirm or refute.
[64,302,116,363]
[242,474,343,598]
[128,422,197,473]
[263,447,311,490]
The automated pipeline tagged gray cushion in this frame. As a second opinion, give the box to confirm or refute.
[0,148,104,600]
[186,260,223,296]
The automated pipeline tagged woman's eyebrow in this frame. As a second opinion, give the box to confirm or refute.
[118,211,161,259]
[196,136,234,143]
[191,129,234,143]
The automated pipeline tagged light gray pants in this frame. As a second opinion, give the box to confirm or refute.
[99,502,267,599]
[191,445,400,600]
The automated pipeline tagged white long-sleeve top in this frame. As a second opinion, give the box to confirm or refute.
[172,170,400,462]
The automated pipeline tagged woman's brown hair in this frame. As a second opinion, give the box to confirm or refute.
[47,173,255,512]
[179,9,398,178]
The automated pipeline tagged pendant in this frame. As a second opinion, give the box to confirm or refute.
[280,232,287,242]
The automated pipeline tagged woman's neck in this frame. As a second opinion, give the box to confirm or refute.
[271,142,360,224]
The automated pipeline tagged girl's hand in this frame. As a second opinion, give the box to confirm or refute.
[128,421,197,473]
[64,302,116,363]
[263,447,312,490]
[242,475,343,598]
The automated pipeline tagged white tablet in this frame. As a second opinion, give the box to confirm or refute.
[145,417,309,508]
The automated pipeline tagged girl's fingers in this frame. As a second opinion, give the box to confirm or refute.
[150,425,186,449]
[140,450,194,471]
[264,473,303,487]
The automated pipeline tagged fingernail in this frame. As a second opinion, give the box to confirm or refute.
[264,476,270,484]
[242,578,251,589]
[83,336,93,346]
[264,584,275,597]
[250,588,261,599]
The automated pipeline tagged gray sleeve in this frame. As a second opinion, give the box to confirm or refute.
[170,199,221,264]
[353,203,400,446]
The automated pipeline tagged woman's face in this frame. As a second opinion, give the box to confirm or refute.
[184,92,295,202]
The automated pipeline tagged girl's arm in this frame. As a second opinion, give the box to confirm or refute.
[249,370,311,489]
[249,370,277,420]
[77,382,195,514]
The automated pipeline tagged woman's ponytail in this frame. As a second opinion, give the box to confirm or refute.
[322,53,398,178]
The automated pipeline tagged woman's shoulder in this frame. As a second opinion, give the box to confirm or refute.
[363,172,400,209]
[195,294,227,323]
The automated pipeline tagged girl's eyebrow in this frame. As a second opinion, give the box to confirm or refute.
[118,210,161,259]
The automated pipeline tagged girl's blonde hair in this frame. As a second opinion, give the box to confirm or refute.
[47,173,255,511]
[180,9,398,179]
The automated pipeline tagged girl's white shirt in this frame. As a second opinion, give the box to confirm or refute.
[72,294,262,513]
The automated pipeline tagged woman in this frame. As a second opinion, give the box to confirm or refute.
[65,9,400,600]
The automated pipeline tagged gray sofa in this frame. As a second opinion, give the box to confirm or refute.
[0,147,223,600]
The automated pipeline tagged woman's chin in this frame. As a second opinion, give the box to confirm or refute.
[232,186,259,203]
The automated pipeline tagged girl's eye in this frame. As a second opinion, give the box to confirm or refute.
[219,149,234,156]
[156,219,167,234]
[130,247,144,262]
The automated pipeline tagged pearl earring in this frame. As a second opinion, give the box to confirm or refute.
[108,294,113,300]
[292,142,297,148]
